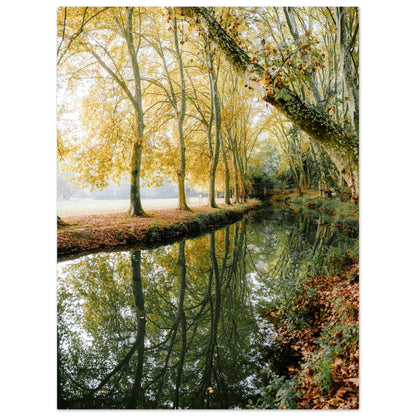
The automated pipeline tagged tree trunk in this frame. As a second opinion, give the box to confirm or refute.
[235,146,246,202]
[126,249,146,408]
[206,51,221,208]
[174,16,191,211]
[335,7,359,133]
[289,159,303,196]
[231,150,239,203]
[173,240,187,408]
[125,8,148,215]
[176,122,190,211]
[199,232,221,408]
[284,7,323,106]
[179,7,359,201]
[128,116,146,216]
[310,141,328,197]
[221,141,232,205]
[208,160,218,208]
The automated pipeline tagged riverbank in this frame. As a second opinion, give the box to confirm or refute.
[273,190,359,237]
[254,192,359,409]
[57,200,261,259]
[263,258,359,409]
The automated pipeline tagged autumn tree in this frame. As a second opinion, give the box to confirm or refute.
[57,7,151,216]
[176,14,225,208]
[58,6,359,209]
[144,9,191,210]
[179,7,359,201]
[278,7,357,198]
[221,70,263,203]
[204,32,222,207]
[263,113,312,196]
[58,221,274,408]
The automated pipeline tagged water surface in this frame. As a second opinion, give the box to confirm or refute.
[57,205,357,409]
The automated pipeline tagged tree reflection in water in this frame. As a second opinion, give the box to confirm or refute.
[57,207,357,409]
[57,221,260,409]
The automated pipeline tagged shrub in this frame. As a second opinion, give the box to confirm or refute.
[147,223,164,240]
[185,217,205,233]
[167,222,187,235]
[247,368,299,409]
[301,322,358,395]
[192,212,210,226]
[147,205,254,241]
[311,352,334,395]
[210,209,229,222]
[234,203,251,212]
[320,197,340,212]
[291,195,303,204]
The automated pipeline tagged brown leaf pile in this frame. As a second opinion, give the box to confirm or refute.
[57,202,259,259]
[264,262,359,409]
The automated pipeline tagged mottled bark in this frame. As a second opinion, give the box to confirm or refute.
[179,7,358,201]
[231,145,240,204]
[201,44,221,209]
[310,142,327,197]
[128,121,145,216]
[284,7,323,107]
[176,137,189,211]
[235,144,247,202]
[174,17,191,211]
[335,7,359,133]
[90,8,147,216]
[221,137,231,205]
[125,8,147,215]
[207,57,221,208]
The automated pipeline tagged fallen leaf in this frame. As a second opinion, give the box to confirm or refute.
[344,378,359,386]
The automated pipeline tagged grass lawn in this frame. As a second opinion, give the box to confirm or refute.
[57,197,211,216]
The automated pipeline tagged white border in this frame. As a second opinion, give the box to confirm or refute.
[2,1,415,415]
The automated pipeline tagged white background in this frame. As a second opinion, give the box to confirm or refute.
[1,1,414,414]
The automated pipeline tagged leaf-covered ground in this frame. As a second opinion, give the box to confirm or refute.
[264,258,359,409]
[57,201,260,258]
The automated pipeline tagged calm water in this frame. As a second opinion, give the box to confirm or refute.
[57,205,357,409]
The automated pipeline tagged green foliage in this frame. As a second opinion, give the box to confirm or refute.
[210,208,229,222]
[147,222,167,240]
[233,203,251,212]
[146,207,253,242]
[310,353,334,395]
[252,205,358,333]
[301,322,358,395]
[192,212,209,224]
[184,216,205,233]
[58,219,261,409]
[188,208,248,231]
[291,195,358,230]
[247,166,279,200]
[335,200,358,218]
[167,222,187,235]
[275,87,292,101]
[247,368,299,409]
